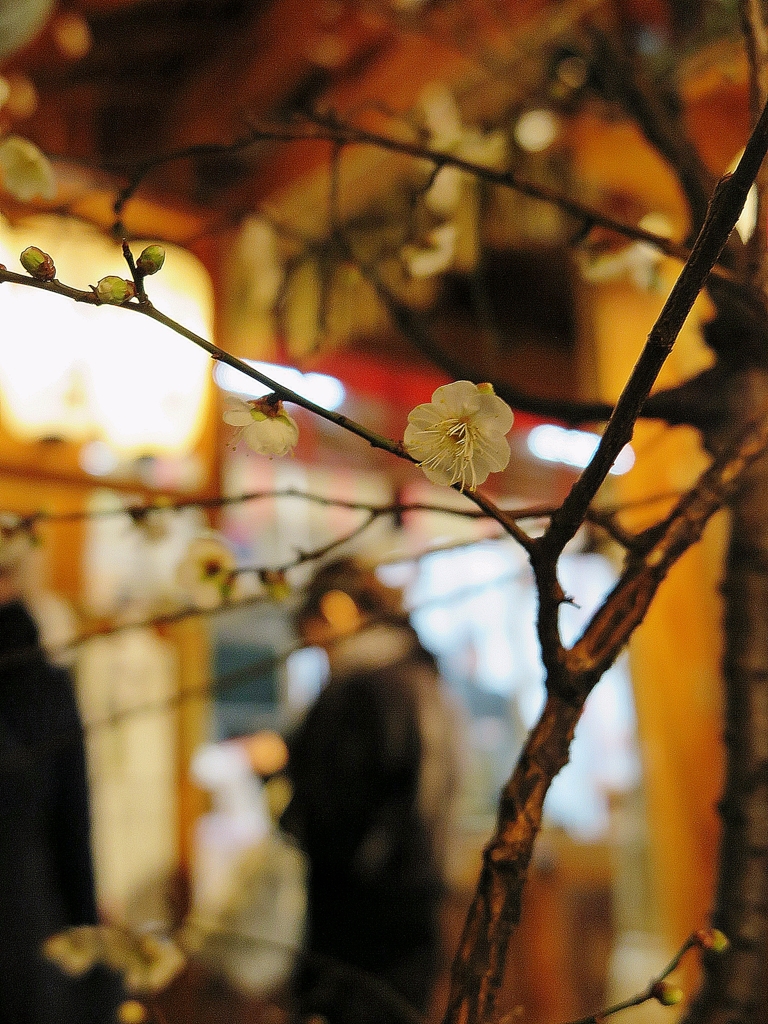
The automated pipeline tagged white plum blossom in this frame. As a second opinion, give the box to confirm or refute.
[404,380,514,490]
[402,222,457,279]
[401,85,507,278]
[578,212,673,293]
[43,925,186,995]
[42,926,100,977]
[223,395,299,456]
[176,533,237,609]
[0,135,56,202]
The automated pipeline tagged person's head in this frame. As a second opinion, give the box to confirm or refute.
[0,516,37,606]
[294,558,405,649]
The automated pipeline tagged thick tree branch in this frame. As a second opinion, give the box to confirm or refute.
[740,0,768,289]
[444,404,768,1024]
[541,101,768,559]
[570,408,768,684]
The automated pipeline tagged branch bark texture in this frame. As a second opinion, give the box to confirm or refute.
[444,406,768,1024]
[685,369,768,1024]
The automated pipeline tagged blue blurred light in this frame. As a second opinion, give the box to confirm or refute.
[527,423,635,475]
[214,360,346,411]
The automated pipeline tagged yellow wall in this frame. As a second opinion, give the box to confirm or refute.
[583,268,726,988]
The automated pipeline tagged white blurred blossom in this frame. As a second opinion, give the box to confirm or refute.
[223,395,299,456]
[404,380,514,490]
[176,533,237,609]
[43,925,185,995]
[235,217,283,311]
[408,86,507,275]
[579,213,673,293]
[0,135,56,202]
[402,222,457,279]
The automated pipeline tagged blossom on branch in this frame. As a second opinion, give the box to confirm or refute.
[223,395,299,456]
[176,533,237,609]
[0,136,56,202]
[404,380,514,490]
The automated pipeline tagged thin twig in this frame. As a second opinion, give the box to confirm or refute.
[540,97,768,560]
[258,112,717,270]
[64,561,528,737]
[103,112,741,286]
[566,933,698,1024]
[121,239,148,304]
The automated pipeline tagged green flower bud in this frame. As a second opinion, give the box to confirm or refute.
[696,928,729,953]
[136,244,166,276]
[20,246,55,281]
[259,568,291,602]
[651,981,684,1006]
[96,276,136,304]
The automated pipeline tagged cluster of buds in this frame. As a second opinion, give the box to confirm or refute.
[644,930,728,1011]
[18,242,166,301]
[20,245,55,281]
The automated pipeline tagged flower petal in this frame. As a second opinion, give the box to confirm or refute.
[223,409,253,426]
[420,464,457,487]
[403,422,445,457]
[0,136,56,202]
[476,392,514,434]
[406,405,444,433]
[468,433,512,483]
[431,380,482,417]
[243,415,298,456]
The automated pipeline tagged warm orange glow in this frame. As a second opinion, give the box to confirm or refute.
[0,215,213,457]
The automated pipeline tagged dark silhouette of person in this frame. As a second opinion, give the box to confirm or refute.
[0,575,120,1022]
[282,559,463,1024]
